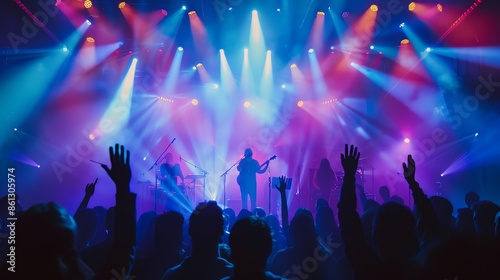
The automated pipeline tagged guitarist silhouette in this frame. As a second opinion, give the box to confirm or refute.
[237,148,275,210]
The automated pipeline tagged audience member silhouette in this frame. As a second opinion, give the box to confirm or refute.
[74,178,99,252]
[429,196,456,231]
[465,191,480,208]
[162,201,233,280]
[253,206,267,218]
[80,206,116,275]
[2,143,137,280]
[89,206,108,246]
[133,211,185,279]
[338,146,438,279]
[224,216,282,280]
[271,212,336,279]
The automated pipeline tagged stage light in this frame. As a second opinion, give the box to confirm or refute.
[342,12,349,18]
[425,47,431,52]
[252,10,257,15]
[37,165,41,168]
[404,138,411,143]
[89,133,96,140]
[409,2,416,11]
[317,11,325,16]
[86,37,95,43]
[281,84,286,89]
[244,101,251,108]
[277,8,280,12]
[188,11,196,15]
[350,62,355,66]
[475,132,479,137]
[191,99,198,106]
[220,49,224,53]
[437,4,443,12]
[308,48,314,53]
[399,22,405,28]
[118,2,126,9]
[370,45,374,50]
[132,58,137,63]
[401,39,410,45]
[13,128,17,131]
[290,64,297,68]
[161,9,167,16]
[177,46,183,52]
[229,7,233,11]
[84,0,92,9]
[85,19,92,26]
[192,66,197,70]
[143,157,147,161]
[196,63,203,68]
[297,100,304,107]
[370,5,378,12]
[244,48,248,53]
[330,46,334,50]
[440,173,444,177]
[62,46,68,52]
[182,5,187,10]
[212,83,219,89]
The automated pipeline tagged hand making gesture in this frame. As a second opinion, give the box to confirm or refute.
[340,144,361,178]
[101,143,131,194]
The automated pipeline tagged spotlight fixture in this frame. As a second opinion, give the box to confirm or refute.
[370,5,378,12]
[308,48,314,53]
[86,37,95,43]
[118,2,126,9]
[297,100,304,107]
[370,45,375,50]
[177,46,184,51]
[409,2,416,11]
[191,99,199,106]
[404,138,411,143]
[401,39,410,45]
[182,5,187,10]
[399,22,405,28]
[437,4,443,12]
[244,101,251,108]
[84,0,92,9]
[188,11,196,15]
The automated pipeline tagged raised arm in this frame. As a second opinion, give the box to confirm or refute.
[274,176,289,242]
[96,144,136,280]
[337,145,379,278]
[402,155,439,243]
[76,178,98,215]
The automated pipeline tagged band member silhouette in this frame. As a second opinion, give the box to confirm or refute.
[160,153,185,195]
[237,148,269,210]
[313,158,337,203]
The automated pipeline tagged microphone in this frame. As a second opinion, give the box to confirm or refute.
[172,138,176,143]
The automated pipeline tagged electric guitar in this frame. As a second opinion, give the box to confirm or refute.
[237,155,277,186]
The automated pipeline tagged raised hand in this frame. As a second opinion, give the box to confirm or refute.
[102,144,131,194]
[340,144,360,178]
[274,175,287,195]
[402,154,416,185]
[85,178,98,198]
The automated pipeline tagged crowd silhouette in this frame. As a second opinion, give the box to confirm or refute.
[1,143,500,279]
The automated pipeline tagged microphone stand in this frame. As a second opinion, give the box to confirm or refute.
[220,158,242,209]
[147,138,175,213]
[180,156,209,202]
